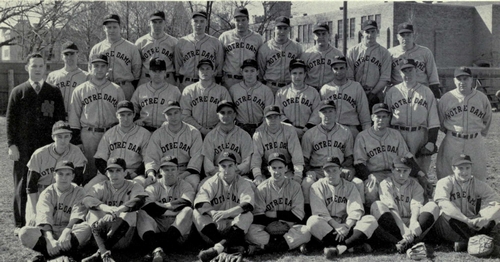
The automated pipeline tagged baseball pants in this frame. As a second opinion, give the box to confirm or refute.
[193,209,253,245]
[363,171,393,207]
[179,77,199,91]
[245,222,311,250]
[399,128,431,174]
[137,72,177,87]
[86,210,137,249]
[137,207,193,241]
[81,129,105,187]
[13,159,28,227]
[302,168,365,204]
[307,215,378,242]
[19,224,91,255]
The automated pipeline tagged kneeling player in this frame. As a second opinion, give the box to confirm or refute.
[246,153,311,253]
[137,156,195,262]
[306,157,378,259]
[19,161,91,262]
[370,157,439,253]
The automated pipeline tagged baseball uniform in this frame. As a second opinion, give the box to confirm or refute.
[229,81,274,130]
[302,45,343,90]
[436,89,492,181]
[389,44,439,87]
[46,68,89,117]
[275,85,321,129]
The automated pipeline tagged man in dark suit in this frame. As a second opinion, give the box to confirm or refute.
[6,53,66,234]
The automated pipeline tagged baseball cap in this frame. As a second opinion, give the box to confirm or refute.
[233,6,249,18]
[331,56,347,66]
[264,105,281,117]
[452,154,473,166]
[163,101,181,113]
[197,58,214,69]
[150,58,166,71]
[372,103,390,114]
[116,100,134,114]
[362,20,378,31]
[54,160,75,172]
[91,54,108,64]
[217,100,236,113]
[454,66,472,78]
[275,16,290,27]
[192,11,208,19]
[103,14,120,25]
[61,41,78,54]
[392,157,411,169]
[240,59,258,69]
[52,121,72,135]
[160,155,178,167]
[313,22,329,33]
[218,151,237,164]
[289,59,307,71]
[150,10,165,21]
[106,157,126,170]
[398,22,414,34]
[319,100,336,111]
[268,152,286,164]
[323,157,341,169]
[400,59,417,70]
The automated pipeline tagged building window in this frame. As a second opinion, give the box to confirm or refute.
[302,24,308,43]
[350,18,355,38]
[290,26,294,39]
[338,20,343,39]
[361,16,367,26]
[368,15,374,21]
[375,14,381,29]
[328,21,333,34]
[308,24,312,43]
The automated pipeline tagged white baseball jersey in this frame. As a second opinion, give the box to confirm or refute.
[389,44,439,86]
[301,45,343,89]
[254,178,304,220]
[346,42,391,90]
[175,33,224,78]
[302,124,354,168]
[194,172,254,210]
[379,177,424,219]
[46,68,89,115]
[275,85,321,128]
[229,81,274,125]
[257,39,302,82]
[131,82,181,128]
[219,30,263,76]
[145,178,195,205]
[83,180,145,208]
[36,184,87,228]
[135,32,178,75]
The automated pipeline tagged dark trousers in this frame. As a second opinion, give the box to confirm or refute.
[13,160,28,227]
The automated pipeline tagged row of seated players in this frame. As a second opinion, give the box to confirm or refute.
[19,151,500,262]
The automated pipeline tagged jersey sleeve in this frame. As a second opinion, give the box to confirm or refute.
[353,134,368,165]
[424,49,440,86]
[131,88,141,114]
[35,189,55,226]
[287,127,305,168]
[144,184,158,205]
[82,183,105,209]
[180,181,196,203]
[309,182,331,218]
[194,178,215,206]
[345,48,355,80]
[94,132,110,161]
[253,185,267,216]
[379,49,392,82]
[130,182,147,199]
[301,129,313,159]
[290,182,305,220]
[251,132,264,175]
[131,45,142,80]
[238,179,255,206]
[69,87,83,129]
[69,187,88,221]
[379,179,398,211]
[238,130,253,174]
[144,131,162,173]
[174,41,183,76]
[201,133,216,173]
[426,90,440,129]
[481,96,493,137]
[345,182,364,221]
[356,89,371,127]
[306,88,321,126]
[433,177,451,203]
[344,129,354,157]
[187,128,203,173]
[180,88,202,129]
[139,130,152,161]
[215,39,224,77]
[410,181,425,209]
[477,180,500,211]
[257,44,268,80]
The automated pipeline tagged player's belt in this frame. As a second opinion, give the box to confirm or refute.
[226,74,243,80]
[85,126,111,132]
[236,122,261,128]
[451,131,479,139]
[145,73,171,78]
[391,125,422,132]
[265,81,289,87]
[113,80,129,86]
[294,125,305,129]
[184,78,199,82]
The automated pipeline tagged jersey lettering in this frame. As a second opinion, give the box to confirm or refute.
[56,203,73,214]
[307,58,333,69]
[190,96,220,107]
[366,145,399,158]
[325,195,348,205]
[234,95,266,109]
[265,197,293,211]
[392,58,426,72]
[40,167,56,177]
[105,51,132,66]
[389,97,429,110]
[326,93,357,108]
[449,190,477,206]
[263,141,288,151]
[81,93,119,107]
[210,192,240,205]
[56,80,79,89]
[266,51,299,66]
[142,47,174,61]
[159,196,175,203]
[182,49,216,63]
[444,105,486,119]
[281,97,314,108]
[312,140,345,153]
[140,97,167,107]
[106,200,124,206]
[394,194,411,203]
[108,141,143,154]
[354,55,382,70]
[224,42,258,54]
[214,143,241,155]
[160,141,191,153]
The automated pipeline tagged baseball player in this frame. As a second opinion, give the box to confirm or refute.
[219,7,264,89]
[389,22,441,98]
[437,67,492,181]
[135,10,178,87]
[46,41,89,118]
[144,100,203,191]
[257,16,302,95]
[175,11,224,90]
[370,157,439,253]
[384,59,440,175]
[306,157,378,259]
[275,59,321,139]
[94,100,151,188]
[246,153,311,253]
[433,154,500,251]
[82,158,147,262]
[89,14,142,100]
[69,54,125,189]
[137,156,194,262]
[320,55,371,138]
[202,100,253,178]
[180,59,232,137]
[346,20,391,108]
[19,161,91,262]
[228,59,274,136]
[131,58,181,132]
[251,105,304,186]
[301,22,343,90]
[194,152,255,262]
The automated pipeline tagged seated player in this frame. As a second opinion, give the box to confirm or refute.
[306,157,378,259]
[434,154,500,251]
[19,161,91,262]
[195,152,255,262]
[82,158,147,262]
[370,157,439,253]
[138,156,195,262]
[246,153,311,253]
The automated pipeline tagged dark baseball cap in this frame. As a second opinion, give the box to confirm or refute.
[289,59,307,71]
[116,100,134,114]
[240,59,258,69]
[268,152,286,164]
[61,41,78,54]
[197,58,214,69]
[362,20,378,31]
[331,56,347,66]
[234,6,249,18]
[106,157,126,170]
[400,59,417,70]
[397,22,413,34]
[323,157,341,168]
[160,155,178,167]
[454,66,472,78]
[319,100,336,111]
[452,154,473,166]
[217,100,236,113]
[103,14,120,25]
[313,22,329,33]
[150,10,165,21]
[218,151,237,164]
[150,58,166,71]
[163,101,181,113]
[192,11,207,19]
[275,16,290,27]
[264,105,281,117]
[54,160,75,172]
[372,103,390,114]
[392,157,411,169]
[52,121,72,135]
[91,54,108,64]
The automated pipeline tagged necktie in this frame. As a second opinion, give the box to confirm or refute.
[35,82,41,93]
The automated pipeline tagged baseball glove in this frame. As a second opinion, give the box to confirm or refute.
[210,252,243,262]
[468,234,494,257]
[406,242,428,260]
[265,221,291,236]
[416,144,438,157]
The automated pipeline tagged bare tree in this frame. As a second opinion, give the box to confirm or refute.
[0,1,43,47]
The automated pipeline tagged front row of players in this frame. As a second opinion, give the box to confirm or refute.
[19,150,500,261]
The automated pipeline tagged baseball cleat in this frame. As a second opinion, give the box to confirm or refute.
[454,241,467,252]
[198,247,219,262]
[152,247,166,262]
[324,247,339,259]
[81,252,101,262]
[396,239,410,254]
[101,251,115,262]
[299,243,309,255]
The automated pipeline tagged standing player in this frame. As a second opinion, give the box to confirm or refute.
[46,41,89,118]
[69,54,125,190]
[135,10,178,87]
[346,20,391,108]
[7,53,66,231]
[89,14,142,100]
[320,56,371,138]
[306,157,378,259]
[180,59,232,137]
[19,161,91,262]
[258,16,302,95]
[229,59,274,136]
[389,22,441,98]
[137,156,194,262]
[437,67,492,181]
[275,59,321,139]
[219,7,263,89]
[175,11,224,90]
[144,101,203,191]
[301,22,343,90]
[194,152,254,262]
